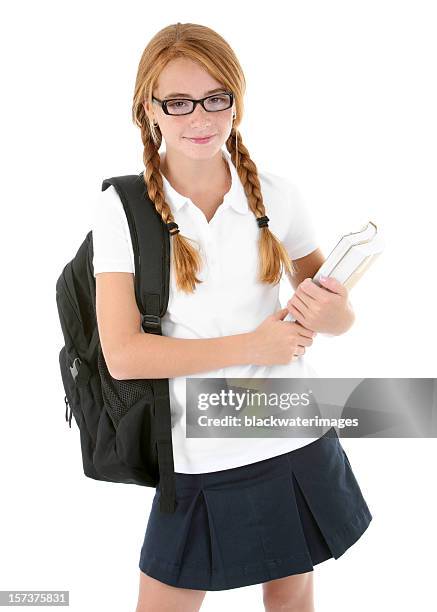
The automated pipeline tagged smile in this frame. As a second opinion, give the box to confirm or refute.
[184,135,216,144]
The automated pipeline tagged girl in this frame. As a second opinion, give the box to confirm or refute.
[93,22,372,612]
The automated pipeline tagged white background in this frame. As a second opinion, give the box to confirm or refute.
[1,1,436,610]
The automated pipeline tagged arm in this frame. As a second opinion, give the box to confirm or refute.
[285,247,326,290]
[96,271,255,380]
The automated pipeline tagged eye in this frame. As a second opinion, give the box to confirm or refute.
[167,100,189,109]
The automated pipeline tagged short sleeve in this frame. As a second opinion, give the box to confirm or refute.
[91,184,135,276]
[282,182,319,260]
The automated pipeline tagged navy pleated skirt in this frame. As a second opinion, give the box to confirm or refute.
[138,427,372,591]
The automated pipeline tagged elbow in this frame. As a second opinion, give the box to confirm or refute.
[109,367,128,381]
[106,357,127,381]
[104,344,131,381]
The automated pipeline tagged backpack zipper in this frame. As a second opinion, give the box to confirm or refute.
[69,356,82,381]
[64,395,73,428]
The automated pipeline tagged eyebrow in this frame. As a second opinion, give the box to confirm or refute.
[163,88,227,99]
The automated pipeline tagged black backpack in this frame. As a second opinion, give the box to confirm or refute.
[55,173,177,513]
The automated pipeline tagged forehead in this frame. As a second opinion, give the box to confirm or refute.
[156,57,224,97]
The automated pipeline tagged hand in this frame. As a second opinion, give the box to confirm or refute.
[251,307,317,366]
[286,276,355,335]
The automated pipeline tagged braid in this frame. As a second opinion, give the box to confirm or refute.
[136,111,296,294]
[225,127,297,284]
[139,121,204,293]
[131,23,300,293]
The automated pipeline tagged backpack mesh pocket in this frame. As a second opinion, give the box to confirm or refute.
[97,345,154,428]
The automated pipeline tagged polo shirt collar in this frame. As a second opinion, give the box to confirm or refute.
[160,148,249,215]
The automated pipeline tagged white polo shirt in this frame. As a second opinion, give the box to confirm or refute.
[92,148,320,473]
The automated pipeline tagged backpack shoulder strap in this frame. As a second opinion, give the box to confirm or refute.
[100,172,176,514]
[101,173,170,335]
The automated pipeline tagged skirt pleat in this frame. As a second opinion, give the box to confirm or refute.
[139,427,372,591]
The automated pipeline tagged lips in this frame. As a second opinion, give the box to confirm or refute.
[185,135,216,143]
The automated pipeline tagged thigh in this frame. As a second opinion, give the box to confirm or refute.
[136,570,207,612]
[262,570,314,611]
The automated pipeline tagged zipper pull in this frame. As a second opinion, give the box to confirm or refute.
[68,403,73,428]
[64,396,69,422]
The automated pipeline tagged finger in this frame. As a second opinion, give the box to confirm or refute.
[318,276,347,296]
[287,304,306,327]
[298,335,314,347]
[288,295,310,315]
[291,346,306,361]
[292,288,315,309]
[275,307,289,320]
[298,277,335,300]
[294,323,316,338]
[297,278,322,299]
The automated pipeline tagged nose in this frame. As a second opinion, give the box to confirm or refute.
[189,101,211,123]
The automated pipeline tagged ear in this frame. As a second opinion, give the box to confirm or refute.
[143,100,153,120]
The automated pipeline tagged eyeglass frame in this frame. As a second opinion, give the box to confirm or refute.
[151,91,234,116]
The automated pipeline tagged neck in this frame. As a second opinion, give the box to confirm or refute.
[160,149,230,197]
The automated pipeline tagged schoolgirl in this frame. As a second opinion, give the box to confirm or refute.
[92,22,372,612]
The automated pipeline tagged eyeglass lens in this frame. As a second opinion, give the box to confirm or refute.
[166,93,232,115]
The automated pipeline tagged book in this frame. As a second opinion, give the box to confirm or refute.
[285,220,384,324]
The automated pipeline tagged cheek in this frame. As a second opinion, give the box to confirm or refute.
[221,114,233,130]
[223,121,233,136]
[159,118,184,139]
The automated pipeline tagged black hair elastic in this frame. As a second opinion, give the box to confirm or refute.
[256,215,269,228]
[167,221,180,236]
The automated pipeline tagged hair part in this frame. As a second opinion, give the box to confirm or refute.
[132,22,297,294]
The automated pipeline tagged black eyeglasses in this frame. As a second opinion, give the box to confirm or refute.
[152,91,234,116]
